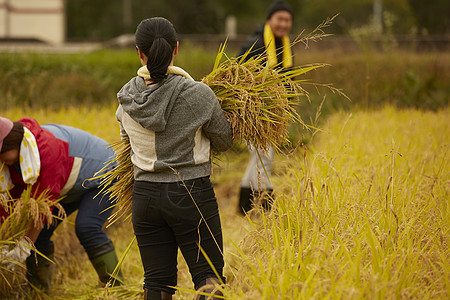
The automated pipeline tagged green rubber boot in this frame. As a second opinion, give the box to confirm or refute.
[26,241,55,292]
[87,241,123,286]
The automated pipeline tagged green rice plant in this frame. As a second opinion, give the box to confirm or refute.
[0,184,65,298]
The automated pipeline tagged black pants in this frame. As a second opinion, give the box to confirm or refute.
[132,177,225,294]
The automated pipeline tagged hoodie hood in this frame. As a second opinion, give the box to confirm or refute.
[117,74,186,132]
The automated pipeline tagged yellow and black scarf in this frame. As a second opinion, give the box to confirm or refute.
[263,23,293,69]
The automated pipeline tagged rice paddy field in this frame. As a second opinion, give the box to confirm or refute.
[1,46,449,299]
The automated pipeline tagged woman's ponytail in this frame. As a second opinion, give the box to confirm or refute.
[135,17,178,84]
[147,37,173,83]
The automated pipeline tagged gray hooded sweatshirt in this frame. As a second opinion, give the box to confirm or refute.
[116,73,232,182]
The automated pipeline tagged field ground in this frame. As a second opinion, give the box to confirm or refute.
[3,104,449,299]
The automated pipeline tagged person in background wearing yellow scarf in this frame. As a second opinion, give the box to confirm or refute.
[237,0,294,214]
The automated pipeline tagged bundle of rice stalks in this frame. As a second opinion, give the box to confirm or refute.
[97,16,343,226]
[94,139,133,228]
[202,45,314,151]
[0,186,65,297]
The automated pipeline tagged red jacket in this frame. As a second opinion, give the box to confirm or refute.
[0,118,74,219]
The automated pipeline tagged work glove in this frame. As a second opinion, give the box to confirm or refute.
[0,237,33,271]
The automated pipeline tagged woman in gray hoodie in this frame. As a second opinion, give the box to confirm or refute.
[116,17,233,300]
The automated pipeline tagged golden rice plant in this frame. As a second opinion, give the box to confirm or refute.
[230,107,449,299]
[0,185,65,297]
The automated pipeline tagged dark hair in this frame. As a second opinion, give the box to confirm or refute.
[1,122,24,153]
[135,17,178,84]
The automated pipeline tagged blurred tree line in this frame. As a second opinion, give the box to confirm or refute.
[66,0,449,41]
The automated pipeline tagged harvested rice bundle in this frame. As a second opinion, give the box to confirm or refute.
[0,186,64,297]
[202,44,324,151]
